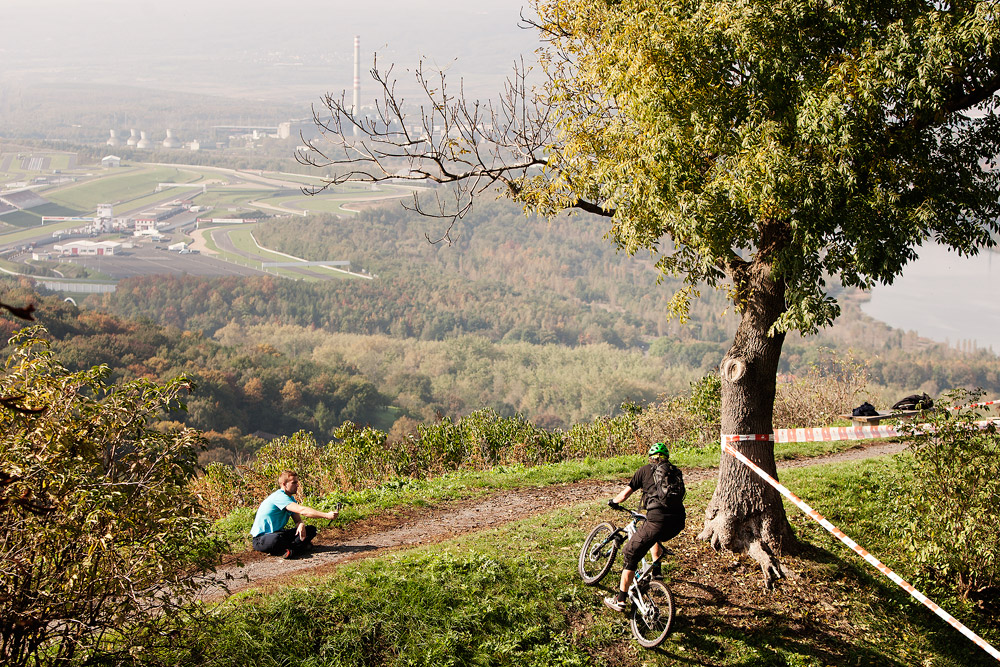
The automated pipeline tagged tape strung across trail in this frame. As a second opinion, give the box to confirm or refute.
[772,419,1000,444]
[722,424,1000,663]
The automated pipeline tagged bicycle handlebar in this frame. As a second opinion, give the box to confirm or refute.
[608,501,646,521]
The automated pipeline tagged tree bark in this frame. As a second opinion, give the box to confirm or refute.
[697,254,797,588]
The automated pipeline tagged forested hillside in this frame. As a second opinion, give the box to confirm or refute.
[86,198,1000,396]
[0,197,986,463]
[0,285,389,463]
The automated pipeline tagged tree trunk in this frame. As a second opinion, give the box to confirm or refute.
[696,257,796,588]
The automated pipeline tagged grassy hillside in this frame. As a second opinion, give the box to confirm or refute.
[184,457,997,666]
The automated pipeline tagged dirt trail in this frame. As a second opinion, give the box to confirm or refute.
[201,440,905,600]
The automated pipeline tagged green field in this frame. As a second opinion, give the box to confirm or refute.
[0,202,89,228]
[290,196,390,214]
[211,225,351,281]
[0,151,78,178]
[0,206,84,228]
[0,209,47,228]
[45,166,203,210]
[267,172,328,186]
[193,188,274,208]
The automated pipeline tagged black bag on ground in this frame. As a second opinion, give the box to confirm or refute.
[648,460,685,512]
[892,393,933,410]
[852,401,879,417]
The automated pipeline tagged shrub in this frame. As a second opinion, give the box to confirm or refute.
[328,422,395,487]
[0,327,225,667]
[773,351,871,428]
[891,389,1000,597]
[562,410,639,459]
[420,408,566,468]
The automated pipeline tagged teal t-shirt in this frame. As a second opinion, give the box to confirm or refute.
[250,489,296,537]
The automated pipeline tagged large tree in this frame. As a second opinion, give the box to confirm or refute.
[301,0,1000,584]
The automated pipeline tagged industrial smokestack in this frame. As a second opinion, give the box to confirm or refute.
[353,35,360,137]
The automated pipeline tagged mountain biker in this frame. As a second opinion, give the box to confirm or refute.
[603,442,685,612]
[251,470,339,559]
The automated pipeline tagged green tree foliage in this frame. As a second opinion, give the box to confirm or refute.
[523,4,1000,583]
[0,327,225,667]
[891,390,1000,598]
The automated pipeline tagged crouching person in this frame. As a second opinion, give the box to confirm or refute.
[251,470,339,559]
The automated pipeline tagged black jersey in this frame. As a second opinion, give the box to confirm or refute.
[628,462,685,521]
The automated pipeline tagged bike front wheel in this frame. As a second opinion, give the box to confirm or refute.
[630,579,674,648]
[578,522,618,585]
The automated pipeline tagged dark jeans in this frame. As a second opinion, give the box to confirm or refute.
[621,512,685,571]
[252,525,318,557]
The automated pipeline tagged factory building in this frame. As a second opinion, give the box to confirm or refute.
[53,240,121,256]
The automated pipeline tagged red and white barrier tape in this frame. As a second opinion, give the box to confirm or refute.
[948,399,1000,411]
[720,438,1000,662]
[768,419,1000,444]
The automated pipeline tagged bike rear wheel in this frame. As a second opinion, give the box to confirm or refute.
[629,579,674,647]
[578,522,618,585]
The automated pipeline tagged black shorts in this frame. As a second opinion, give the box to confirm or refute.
[621,513,684,571]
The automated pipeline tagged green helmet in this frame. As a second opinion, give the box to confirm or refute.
[648,442,669,458]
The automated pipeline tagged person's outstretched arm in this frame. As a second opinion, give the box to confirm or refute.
[286,503,339,539]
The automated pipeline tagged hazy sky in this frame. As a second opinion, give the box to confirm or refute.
[1,1,539,102]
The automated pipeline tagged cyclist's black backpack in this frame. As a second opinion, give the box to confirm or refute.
[648,461,685,511]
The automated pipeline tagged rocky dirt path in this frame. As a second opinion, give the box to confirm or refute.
[201,440,905,600]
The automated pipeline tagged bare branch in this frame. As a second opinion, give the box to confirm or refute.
[298,54,576,231]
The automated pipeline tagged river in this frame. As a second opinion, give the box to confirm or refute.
[861,244,1000,353]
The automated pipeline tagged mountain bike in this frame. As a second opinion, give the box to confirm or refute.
[578,505,675,648]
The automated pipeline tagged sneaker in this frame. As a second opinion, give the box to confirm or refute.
[651,564,662,579]
[603,596,627,612]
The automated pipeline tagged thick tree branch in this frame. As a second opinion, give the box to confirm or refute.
[570,198,614,217]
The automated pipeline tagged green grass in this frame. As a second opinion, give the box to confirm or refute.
[46,154,75,170]
[0,209,47,227]
[188,455,997,666]
[0,202,85,228]
[191,225,320,281]
[0,202,85,229]
[220,226,345,281]
[194,189,274,207]
[45,167,202,210]
[778,458,996,666]
[292,197,365,214]
[267,172,330,186]
[115,189,187,213]
[211,438,884,553]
